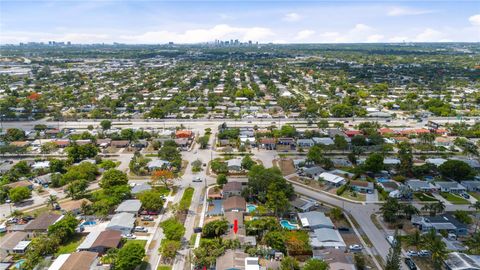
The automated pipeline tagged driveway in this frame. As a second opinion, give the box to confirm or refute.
[366,190,379,202]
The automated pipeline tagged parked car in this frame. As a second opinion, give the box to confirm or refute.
[406,250,418,257]
[135,226,148,232]
[193,227,202,233]
[192,177,203,182]
[386,235,397,246]
[141,216,154,221]
[122,234,136,239]
[349,244,362,252]
[460,193,470,199]
[141,210,158,215]
[418,250,431,257]
[338,227,350,232]
[404,257,417,270]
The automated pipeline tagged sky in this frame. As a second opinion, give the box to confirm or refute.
[0,0,479,44]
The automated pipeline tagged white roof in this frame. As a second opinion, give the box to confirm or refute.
[32,161,50,169]
[245,257,260,270]
[319,172,345,184]
[13,240,30,251]
[48,254,71,270]
[77,230,102,250]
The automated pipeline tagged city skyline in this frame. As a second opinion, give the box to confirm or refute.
[1,0,479,44]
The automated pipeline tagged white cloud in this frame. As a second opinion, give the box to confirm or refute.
[352,23,373,32]
[283,12,301,22]
[414,28,444,42]
[119,24,274,44]
[367,34,384,42]
[389,36,409,42]
[387,6,435,16]
[469,14,480,26]
[295,30,315,40]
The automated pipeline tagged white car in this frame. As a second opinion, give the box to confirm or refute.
[122,234,136,239]
[135,226,148,232]
[386,235,397,246]
[192,177,203,182]
[406,250,418,257]
[349,244,362,252]
[418,250,431,257]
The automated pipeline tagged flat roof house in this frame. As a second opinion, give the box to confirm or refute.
[227,159,243,172]
[223,196,246,213]
[215,249,247,270]
[291,197,316,212]
[298,211,334,230]
[114,199,142,215]
[131,182,152,195]
[318,172,346,187]
[106,212,135,235]
[59,198,92,215]
[297,139,314,148]
[302,166,325,179]
[147,159,171,171]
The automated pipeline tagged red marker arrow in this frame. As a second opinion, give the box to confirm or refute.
[233,219,238,234]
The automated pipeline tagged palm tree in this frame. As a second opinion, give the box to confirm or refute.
[402,204,420,219]
[434,201,446,214]
[421,204,433,215]
[470,201,480,232]
[466,231,480,254]
[429,235,448,269]
[46,195,58,210]
[407,230,423,249]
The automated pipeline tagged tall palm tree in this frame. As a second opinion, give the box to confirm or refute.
[470,201,480,233]
[402,204,420,219]
[429,235,448,269]
[434,201,446,214]
[46,195,58,210]
[407,230,423,249]
[466,231,480,254]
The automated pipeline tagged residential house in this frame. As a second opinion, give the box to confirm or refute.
[223,196,246,212]
[350,180,374,194]
[33,173,55,186]
[48,251,99,270]
[227,159,242,172]
[379,181,400,192]
[313,249,355,270]
[276,138,295,151]
[435,182,467,194]
[444,252,480,270]
[318,172,346,187]
[302,166,325,179]
[175,130,193,139]
[24,212,63,234]
[297,211,334,230]
[147,159,171,171]
[110,140,130,148]
[297,139,315,148]
[5,180,33,190]
[312,137,334,146]
[310,228,346,250]
[77,230,122,254]
[426,158,448,167]
[291,198,316,212]
[259,138,276,150]
[31,161,50,170]
[406,180,437,192]
[215,249,247,270]
[411,214,468,236]
[460,181,480,192]
[131,183,152,195]
[106,212,136,235]
[114,199,142,215]
[223,182,244,198]
[0,232,28,258]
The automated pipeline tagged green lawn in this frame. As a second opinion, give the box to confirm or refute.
[440,192,470,205]
[55,234,85,256]
[126,239,147,247]
[340,191,366,202]
[468,192,480,201]
[414,192,438,202]
[157,266,172,270]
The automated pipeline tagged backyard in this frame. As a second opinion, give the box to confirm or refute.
[440,192,470,204]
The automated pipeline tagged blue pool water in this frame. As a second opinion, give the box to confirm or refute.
[14,259,25,269]
[81,220,96,226]
[376,177,389,183]
[280,220,298,230]
[247,204,257,213]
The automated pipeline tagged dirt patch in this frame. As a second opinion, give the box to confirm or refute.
[276,158,296,176]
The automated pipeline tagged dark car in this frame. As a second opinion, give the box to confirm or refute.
[404,257,417,270]
[193,227,202,233]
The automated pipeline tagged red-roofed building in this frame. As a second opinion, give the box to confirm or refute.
[344,130,362,137]
[175,130,193,139]
[378,128,394,135]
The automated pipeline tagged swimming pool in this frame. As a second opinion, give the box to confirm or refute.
[280,220,299,230]
[247,204,257,213]
[376,177,390,183]
[14,259,25,269]
[81,220,97,226]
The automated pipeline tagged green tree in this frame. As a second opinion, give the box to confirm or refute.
[198,136,209,149]
[100,169,128,188]
[280,256,300,270]
[9,186,32,203]
[364,153,384,173]
[202,219,229,238]
[159,239,181,263]
[160,218,185,241]
[216,174,227,186]
[100,120,112,130]
[66,143,98,163]
[5,128,26,141]
[48,214,79,243]
[138,190,164,211]
[66,179,88,199]
[303,258,329,270]
[115,241,146,270]
[385,233,401,270]
[422,229,447,269]
[265,184,290,217]
[241,155,255,170]
[263,231,286,253]
[397,142,413,175]
[380,197,400,223]
[438,160,475,180]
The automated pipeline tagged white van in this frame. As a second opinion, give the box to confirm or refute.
[386,235,397,246]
